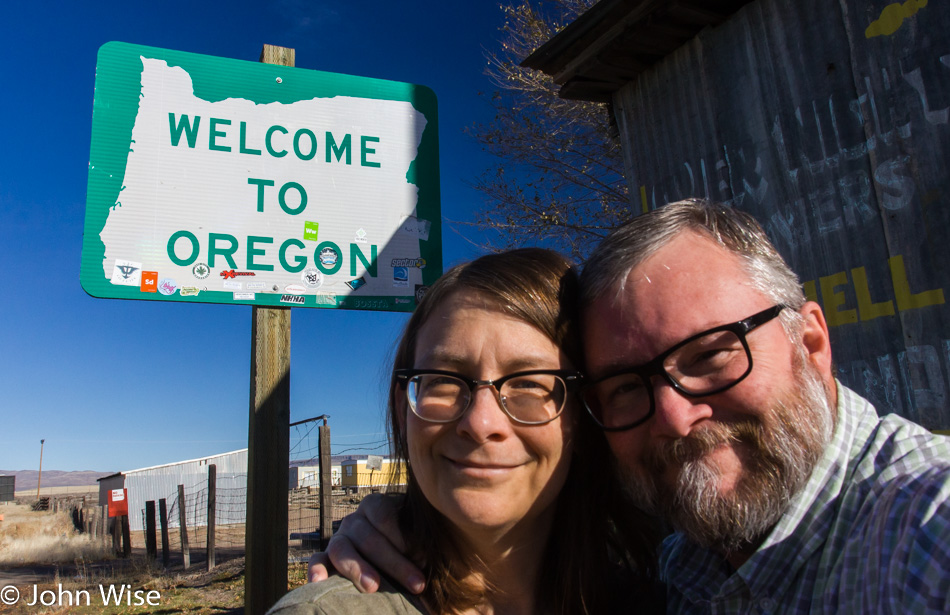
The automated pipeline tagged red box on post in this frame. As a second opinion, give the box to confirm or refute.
[108,488,129,518]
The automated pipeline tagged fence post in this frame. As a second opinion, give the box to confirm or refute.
[111,516,121,554]
[178,484,190,570]
[207,464,216,571]
[159,498,170,568]
[121,515,132,557]
[318,419,333,549]
[145,501,157,559]
[101,506,109,544]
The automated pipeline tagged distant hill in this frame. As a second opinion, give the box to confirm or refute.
[0,470,115,492]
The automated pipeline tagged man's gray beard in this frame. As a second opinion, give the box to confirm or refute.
[617,358,834,555]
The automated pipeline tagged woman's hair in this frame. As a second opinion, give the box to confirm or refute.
[386,248,654,614]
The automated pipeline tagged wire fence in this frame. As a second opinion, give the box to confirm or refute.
[124,417,395,563]
[132,473,363,559]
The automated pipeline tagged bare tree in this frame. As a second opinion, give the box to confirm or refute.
[462,0,633,259]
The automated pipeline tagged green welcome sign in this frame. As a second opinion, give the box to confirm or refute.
[82,42,441,312]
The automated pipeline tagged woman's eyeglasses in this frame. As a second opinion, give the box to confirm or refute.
[394,369,582,426]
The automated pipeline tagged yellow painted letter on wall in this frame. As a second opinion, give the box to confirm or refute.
[851,266,896,321]
[889,255,945,311]
[803,280,818,304]
[819,271,859,327]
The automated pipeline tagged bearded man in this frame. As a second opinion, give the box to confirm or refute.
[311,200,950,614]
[577,199,950,612]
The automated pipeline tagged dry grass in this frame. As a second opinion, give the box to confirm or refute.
[0,557,248,614]
[0,503,313,614]
[0,557,310,614]
[0,504,111,566]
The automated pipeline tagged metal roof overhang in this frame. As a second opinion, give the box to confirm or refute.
[521,0,755,102]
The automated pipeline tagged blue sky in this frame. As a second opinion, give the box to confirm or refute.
[0,1,516,472]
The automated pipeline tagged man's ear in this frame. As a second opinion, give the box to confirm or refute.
[798,301,834,386]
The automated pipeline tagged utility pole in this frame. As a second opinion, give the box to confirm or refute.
[36,439,45,499]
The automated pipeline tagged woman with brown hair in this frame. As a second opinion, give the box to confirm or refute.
[269,248,659,614]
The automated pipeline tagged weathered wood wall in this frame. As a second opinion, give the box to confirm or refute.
[612,0,949,427]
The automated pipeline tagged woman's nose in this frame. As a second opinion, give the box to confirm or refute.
[456,385,510,442]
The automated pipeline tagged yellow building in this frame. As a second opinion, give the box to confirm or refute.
[340,457,407,488]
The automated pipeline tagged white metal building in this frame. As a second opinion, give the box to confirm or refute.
[98,449,247,531]
[289,464,341,489]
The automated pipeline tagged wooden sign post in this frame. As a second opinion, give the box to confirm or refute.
[245,45,294,615]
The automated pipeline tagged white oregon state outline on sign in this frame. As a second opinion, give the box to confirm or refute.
[99,57,427,296]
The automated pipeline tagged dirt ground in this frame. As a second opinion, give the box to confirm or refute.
[0,502,309,614]
[0,554,310,614]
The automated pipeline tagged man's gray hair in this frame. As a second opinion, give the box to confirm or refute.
[581,199,806,332]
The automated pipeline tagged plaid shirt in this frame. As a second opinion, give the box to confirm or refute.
[660,382,950,614]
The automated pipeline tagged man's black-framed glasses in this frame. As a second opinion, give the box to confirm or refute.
[394,368,582,425]
[581,305,787,432]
